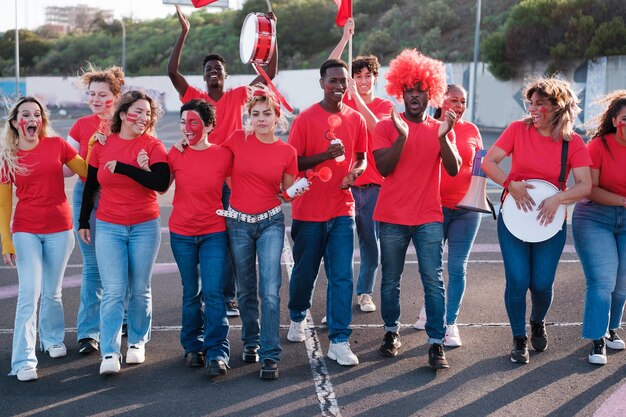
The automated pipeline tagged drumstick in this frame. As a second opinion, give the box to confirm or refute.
[265,0,273,13]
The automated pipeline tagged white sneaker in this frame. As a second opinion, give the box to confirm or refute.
[413,307,427,330]
[606,329,626,350]
[16,365,38,381]
[126,344,146,364]
[287,320,306,342]
[589,339,607,365]
[100,353,121,375]
[444,324,462,347]
[358,294,376,312]
[327,341,359,366]
[47,343,67,358]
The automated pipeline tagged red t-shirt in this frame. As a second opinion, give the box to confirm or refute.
[288,103,368,221]
[494,120,591,189]
[440,120,483,208]
[1,137,77,234]
[68,113,105,181]
[343,96,395,186]
[223,130,298,214]
[168,144,232,236]
[89,133,168,225]
[181,85,248,145]
[588,134,626,197]
[373,115,455,226]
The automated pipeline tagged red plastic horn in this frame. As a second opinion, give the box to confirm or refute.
[306,166,333,182]
[326,114,342,139]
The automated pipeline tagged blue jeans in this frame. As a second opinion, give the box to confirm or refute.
[497,214,566,337]
[442,207,481,325]
[572,200,626,340]
[379,222,446,343]
[95,218,161,356]
[221,183,237,303]
[227,211,285,363]
[170,231,230,363]
[10,230,74,374]
[289,216,355,343]
[73,180,102,342]
[352,185,380,296]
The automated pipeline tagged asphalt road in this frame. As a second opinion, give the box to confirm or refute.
[0,114,624,417]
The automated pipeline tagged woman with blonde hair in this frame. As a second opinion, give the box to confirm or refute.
[1,96,90,381]
[67,64,125,355]
[482,76,592,364]
[78,90,169,375]
[572,90,626,365]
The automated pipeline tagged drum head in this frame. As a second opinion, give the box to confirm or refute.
[240,14,258,64]
[501,179,566,243]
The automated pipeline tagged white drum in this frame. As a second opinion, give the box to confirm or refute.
[501,179,566,243]
[239,13,276,65]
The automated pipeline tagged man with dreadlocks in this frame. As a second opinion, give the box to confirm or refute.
[372,49,460,369]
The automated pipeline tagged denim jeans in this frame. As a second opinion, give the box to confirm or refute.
[572,200,626,340]
[227,211,284,363]
[10,230,74,374]
[221,183,237,303]
[289,216,355,343]
[497,214,566,337]
[379,222,446,343]
[352,185,380,296]
[72,180,103,342]
[95,218,161,356]
[442,207,481,325]
[170,231,230,363]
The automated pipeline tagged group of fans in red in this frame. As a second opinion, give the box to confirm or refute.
[2,10,626,384]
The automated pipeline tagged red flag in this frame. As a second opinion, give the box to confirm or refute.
[332,0,352,27]
[191,0,219,7]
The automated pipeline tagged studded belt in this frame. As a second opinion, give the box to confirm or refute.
[216,206,282,223]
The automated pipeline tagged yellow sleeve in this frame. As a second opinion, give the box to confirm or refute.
[66,155,88,178]
[0,184,15,255]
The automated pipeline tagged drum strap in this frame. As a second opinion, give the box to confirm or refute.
[558,140,569,191]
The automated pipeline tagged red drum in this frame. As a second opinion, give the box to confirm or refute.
[240,13,276,65]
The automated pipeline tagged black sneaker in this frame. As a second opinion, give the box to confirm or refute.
[606,329,625,350]
[511,336,529,364]
[259,359,279,380]
[226,302,240,317]
[185,351,205,368]
[589,339,607,365]
[530,320,548,352]
[207,359,227,377]
[242,346,259,363]
[379,331,401,357]
[78,338,99,354]
[428,343,449,369]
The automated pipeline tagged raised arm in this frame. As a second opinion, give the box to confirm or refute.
[168,5,191,97]
[438,110,461,176]
[328,18,354,60]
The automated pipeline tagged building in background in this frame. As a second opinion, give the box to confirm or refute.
[44,4,114,34]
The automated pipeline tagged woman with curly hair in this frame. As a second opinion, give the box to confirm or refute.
[372,49,460,369]
[78,91,169,375]
[1,96,90,381]
[572,90,626,365]
[66,64,125,355]
[482,77,592,364]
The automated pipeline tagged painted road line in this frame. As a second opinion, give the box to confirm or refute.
[283,234,342,417]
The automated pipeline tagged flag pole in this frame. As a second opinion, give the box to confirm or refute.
[347,0,353,76]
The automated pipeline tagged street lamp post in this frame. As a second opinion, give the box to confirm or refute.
[14,0,20,97]
[120,18,126,72]
[470,0,481,124]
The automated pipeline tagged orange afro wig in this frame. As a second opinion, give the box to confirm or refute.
[385,49,448,108]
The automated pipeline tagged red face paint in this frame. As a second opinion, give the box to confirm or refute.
[126,113,138,123]
[184,111,205,146]
[105,99,114,109]
[17,118,28,136]
[539,106,548,113]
